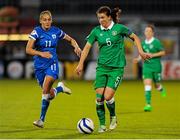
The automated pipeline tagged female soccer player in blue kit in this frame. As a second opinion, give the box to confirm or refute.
[26,10,81,128]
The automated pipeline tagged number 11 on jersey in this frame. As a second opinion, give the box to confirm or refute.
[45,40,51,47]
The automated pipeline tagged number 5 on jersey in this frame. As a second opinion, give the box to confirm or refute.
[106,38,111,46]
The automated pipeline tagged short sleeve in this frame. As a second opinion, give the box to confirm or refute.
[86,28,96,45]
[156,40,164,51]
[29,29,39,40]
[120,24,133,37]
[59,29,65,39]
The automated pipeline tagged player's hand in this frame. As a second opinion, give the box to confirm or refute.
[75,63,83,76]
[40,52,52,58]
[139,51,152,61]
[74,47,82,57]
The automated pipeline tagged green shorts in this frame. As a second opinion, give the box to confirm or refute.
[143,71,162,83]
[94,66,124,90]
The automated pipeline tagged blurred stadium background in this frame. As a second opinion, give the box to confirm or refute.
[0,0,180,80]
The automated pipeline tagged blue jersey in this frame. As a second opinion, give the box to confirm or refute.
[29,26,65,70]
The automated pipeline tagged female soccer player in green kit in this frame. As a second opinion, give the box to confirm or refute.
[134,24,166,112]
[76,6,151,133]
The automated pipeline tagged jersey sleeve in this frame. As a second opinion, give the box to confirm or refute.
[58,29,65,40]
[156,39,164,51]
[120,24,133,37]
[86,28,96,45]
[29,29,39,40]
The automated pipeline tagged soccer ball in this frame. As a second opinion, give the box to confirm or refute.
[77,118,94,134]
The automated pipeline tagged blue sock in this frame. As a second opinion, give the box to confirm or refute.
[40,99,50,122]
[54,86,63,96]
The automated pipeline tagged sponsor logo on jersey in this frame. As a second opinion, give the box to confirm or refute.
[150,44,154,49]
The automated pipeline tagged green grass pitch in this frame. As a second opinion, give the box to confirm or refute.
[0,79,180,139]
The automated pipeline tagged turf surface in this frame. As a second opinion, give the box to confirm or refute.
[0,79,180,138]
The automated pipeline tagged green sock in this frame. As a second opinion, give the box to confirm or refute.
[96,102,105,126]
[96,93,105,126]
[106,98,115,117]
[145,91,151,104]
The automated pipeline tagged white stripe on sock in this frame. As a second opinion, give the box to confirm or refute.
[96,100,104,105]
[42,94,50,101]
[106,97,115,104]
[145,85,152,91]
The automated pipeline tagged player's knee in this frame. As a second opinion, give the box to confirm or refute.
[105,96,112,101]
[104,93,114,101]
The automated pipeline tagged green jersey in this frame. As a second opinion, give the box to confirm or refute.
[142,37,164,72]
[86,22,132,68]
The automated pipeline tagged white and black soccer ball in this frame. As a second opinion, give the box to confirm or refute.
[77,118,94,134]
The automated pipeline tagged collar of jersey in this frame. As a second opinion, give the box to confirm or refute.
[100,21,114,30]
[40,26,52,32]
[145,37,154,44]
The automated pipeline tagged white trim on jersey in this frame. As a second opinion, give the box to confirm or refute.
[59,31,63,38]
[145,37,155,44]
[100,21,114,30]
[29,35,36,40]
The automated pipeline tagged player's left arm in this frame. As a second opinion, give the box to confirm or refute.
[151,50,165,58]
[151,41,166,58]
[63,34,82,57]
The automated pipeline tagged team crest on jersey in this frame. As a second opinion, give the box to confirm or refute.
[112,31,117,36]
[149,44,154,49]
[31,30,38,36]
[100,33,103,36]
[52,34,56,39]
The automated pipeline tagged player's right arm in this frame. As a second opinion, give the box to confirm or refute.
[26,38,52,58]
[26,28,52,58]
[75,42,92,76]
[76,28,96,76]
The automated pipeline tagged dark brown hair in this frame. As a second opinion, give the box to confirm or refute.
[96,6,121,23]
[146,24,155,32]
[111,7,121,23]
